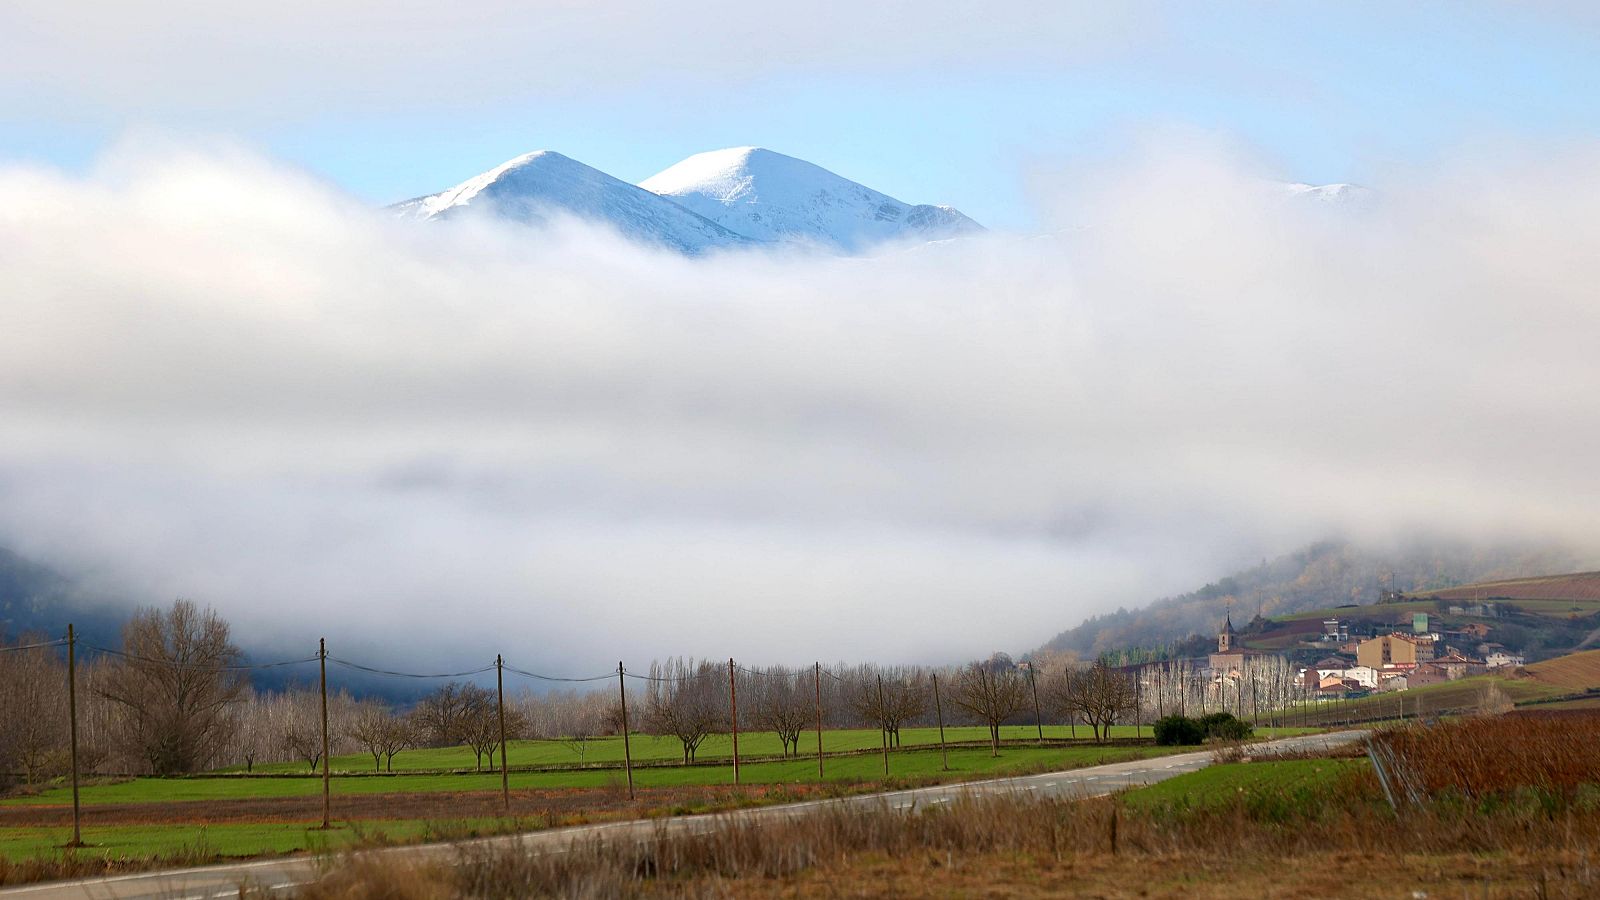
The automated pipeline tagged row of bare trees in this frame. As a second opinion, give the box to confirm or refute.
[0,632,70,783]
[629,656,1147,762]
[3,599,1316,785]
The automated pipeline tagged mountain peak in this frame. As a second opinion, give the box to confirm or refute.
[1283,182,1373,204]
[640,147,983,252]
[390,150,751,255]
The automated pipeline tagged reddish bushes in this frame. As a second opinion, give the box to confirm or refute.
[1370,712,1600,802]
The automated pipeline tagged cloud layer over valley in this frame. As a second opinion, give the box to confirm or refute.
[4,136,1599,672]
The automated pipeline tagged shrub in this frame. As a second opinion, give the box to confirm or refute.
[1199,712,1253,741]
[1154,713,1253,745]
[1154,715,1205,746]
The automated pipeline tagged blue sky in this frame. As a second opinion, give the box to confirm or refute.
[4,2,1599,229]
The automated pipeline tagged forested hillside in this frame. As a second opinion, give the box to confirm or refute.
[0,547,129,648]
[1037,540,1595,658]
[0,546,70,633]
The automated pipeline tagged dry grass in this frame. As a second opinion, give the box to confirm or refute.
[275,768,1600,898]
[0,844,223,887]
[1370,712,1600,803]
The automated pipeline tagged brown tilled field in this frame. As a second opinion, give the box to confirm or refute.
[1524,648,1600,690]
[0,784,815,829]
[1419,571,1600,603]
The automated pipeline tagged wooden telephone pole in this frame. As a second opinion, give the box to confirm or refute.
[496,654,509,811]
[319,638,330,830]
[814,662,824,780]
[932,672,949,771]
[876,674,889,776]
[66,624,82,848]
[728,658,740,786]
[1027,664,1044,744]
[617,662,635,799]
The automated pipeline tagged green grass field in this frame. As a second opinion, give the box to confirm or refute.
[5,743,1197,809]
[1120,757,1369,816]
[226,724,1252,775]
[0,743,1204,865]
[0,725,1316,869]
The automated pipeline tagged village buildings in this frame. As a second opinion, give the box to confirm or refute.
[1356,632,1436,668]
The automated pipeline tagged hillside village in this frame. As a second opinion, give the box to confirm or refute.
[1184,571,1600,706]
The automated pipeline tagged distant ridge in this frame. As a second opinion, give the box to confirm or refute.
[1035,541,1593,658]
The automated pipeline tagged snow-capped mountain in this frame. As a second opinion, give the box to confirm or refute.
[1283,182,1373,204]
[640,147,983,253]
[391,151,752,255]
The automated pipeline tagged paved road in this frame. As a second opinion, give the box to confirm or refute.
[3,730,1365,900]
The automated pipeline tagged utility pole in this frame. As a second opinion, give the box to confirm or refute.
[932,672,949,771]
[1027,664,1044,744]
[1134,663,1142,741]
[66,624,81,848]
[728,658,740,786]
[1250,669,1258,727]
[617,662,634,800]
[814,662,824,780]
[876,673,889,777]
[319,638,330,830]
[496,654,509,812]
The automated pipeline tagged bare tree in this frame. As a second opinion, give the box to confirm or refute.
[226,687,272,773]
[460,690,526,772]
[512,686,614,756]
[643,658,725,764]
[412,682,481,748]
[0,631,68,784]
[347,700,413,772]
[1052,662,1136,743]
[281,691,326,773]
[951,662,1026,756]
[95,600,246,774]
[748,666,811,757]
[849,668,929,748]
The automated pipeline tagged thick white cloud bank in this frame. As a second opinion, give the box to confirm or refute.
[3,137,1599,671]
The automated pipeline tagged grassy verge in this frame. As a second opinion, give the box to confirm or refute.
[1121,757,1370,816]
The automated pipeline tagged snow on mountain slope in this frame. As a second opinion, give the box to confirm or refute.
[1283,182,1373,204]
[391,151,752,255]
[639,147,983,253]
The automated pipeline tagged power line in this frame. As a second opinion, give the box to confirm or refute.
[621,667,722,683]
[733,663,805,679]
[0,638,68,653]
[84,644,319,671]
[325,656,495,680]
[502,664,613,683]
